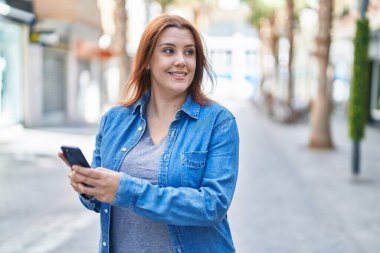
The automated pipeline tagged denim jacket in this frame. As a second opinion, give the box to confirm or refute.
[79,92,239,253]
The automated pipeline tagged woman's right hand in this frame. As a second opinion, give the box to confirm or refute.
[58,152,94,199]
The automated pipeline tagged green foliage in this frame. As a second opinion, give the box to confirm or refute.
[156,0,175,6]
[244,0,305,29]
[154,0,176,12]
[244,0,284,27]
[348,18,370,140]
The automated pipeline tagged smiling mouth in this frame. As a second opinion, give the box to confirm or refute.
[169,72,187,77]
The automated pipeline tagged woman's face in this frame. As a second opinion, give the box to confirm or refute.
[148,27,196,99]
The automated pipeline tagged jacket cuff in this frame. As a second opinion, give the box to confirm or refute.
[111,172,141,208]
[79,193,98,210]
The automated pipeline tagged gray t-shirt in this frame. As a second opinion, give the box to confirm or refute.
[110,128,173,253]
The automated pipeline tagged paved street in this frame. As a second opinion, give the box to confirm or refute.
[0,126,99,253]
[1,99,380,253]
[230,101,380,253]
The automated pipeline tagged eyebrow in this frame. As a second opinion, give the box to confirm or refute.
[158,42,196,48]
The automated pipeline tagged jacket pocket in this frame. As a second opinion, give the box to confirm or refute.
[181,151,208,188]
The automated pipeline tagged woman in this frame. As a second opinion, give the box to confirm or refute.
[59,14,239,253]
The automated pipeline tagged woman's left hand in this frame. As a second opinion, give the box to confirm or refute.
[71,166,121,203]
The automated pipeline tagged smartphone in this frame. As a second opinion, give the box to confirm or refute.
[61,145,91,168]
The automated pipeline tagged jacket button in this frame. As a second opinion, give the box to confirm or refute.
[104,209,108,214]
[103,242,107,247]
[138,126,143,131]
[121,148,127,152]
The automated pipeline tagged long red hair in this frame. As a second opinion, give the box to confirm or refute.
[121,14,215,106]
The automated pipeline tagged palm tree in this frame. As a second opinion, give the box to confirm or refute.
[308,0,334,148]
[246,0,312,122]
[178,0,217,27]
[114,0,130,89]
[155,0,176,13]
[286,0,295,106]
[245,0,282,96]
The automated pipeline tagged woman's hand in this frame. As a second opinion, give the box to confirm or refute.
[69,165,121,203]
[58,152,95,199]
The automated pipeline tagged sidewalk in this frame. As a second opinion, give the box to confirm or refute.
[0,124,98,159]
[230,101,380,253]
[0,124,100,253]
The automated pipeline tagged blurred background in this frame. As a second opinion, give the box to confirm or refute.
[0,0,380,252]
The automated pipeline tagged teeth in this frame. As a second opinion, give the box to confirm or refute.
[170,72,186,77]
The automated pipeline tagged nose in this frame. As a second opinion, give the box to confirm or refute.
[174,53,186,67]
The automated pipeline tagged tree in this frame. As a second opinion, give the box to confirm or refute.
[114,0,131,89]
[308,0,334,148]
[286,0,295,106]
[247,1,282,70]
[177,0,217,28]
[246,0,307,122]
[245,0,283,97]
[348,0,370,175]
[155,0,176,13]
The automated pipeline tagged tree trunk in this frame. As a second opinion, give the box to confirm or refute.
[114,0,130,90]
[193,5,201,27]
[160,3,167,13]
[286,0,294,106]
[258,22,267,93]
[309,92,333,147]
[308,0,334,148]
[268,13,279,74]
[269,11,280,98]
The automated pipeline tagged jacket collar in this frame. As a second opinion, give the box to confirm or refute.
[131,90,150,116]
[180,95,200,120]
[132,90,200,120]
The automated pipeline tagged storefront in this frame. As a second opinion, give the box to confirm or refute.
[27,0,105,126]
[0,19,25,126]
[0,0,34,127]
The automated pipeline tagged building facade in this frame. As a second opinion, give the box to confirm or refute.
[0,0,112,128]
[369,30,380,124]
[0,0,34,127]
[26,0,105,127]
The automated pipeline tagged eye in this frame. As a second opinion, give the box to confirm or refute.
[185,49,195,55]
[163,48,174,54]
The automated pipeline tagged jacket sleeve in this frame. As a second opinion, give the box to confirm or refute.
[111,116,239,226]
[78,114,108,213]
